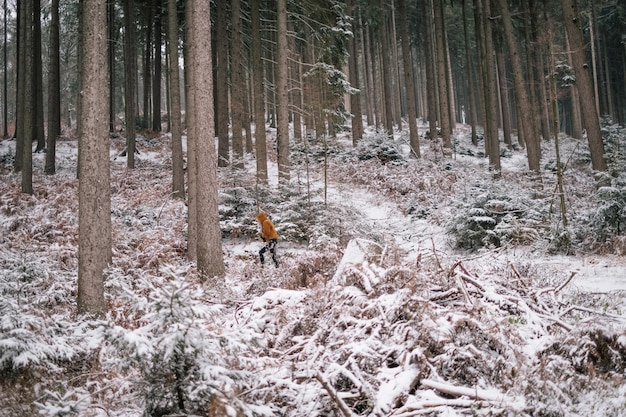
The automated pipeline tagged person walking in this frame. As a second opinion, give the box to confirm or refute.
[256,212,279,267]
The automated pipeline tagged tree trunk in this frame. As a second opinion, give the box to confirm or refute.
[190,0,225,279]
[152,0,162,132]
[347,0,363,146]
[379,1,394,138]
[497,0,539,172]
[33,0,45,153]
[124,0,137,169]
[184,1,197,260]
[77,0,110,316]
[462,0,478,146]
[422,0,437,139]
[215,0,229,167]
[495,32,512,148]
[477,0,500,174]
[397,0,420,157]
[562,0,607,172]
[231,0,245,169]
[2,0,7,138]
[108,0,116,133]
[143,2,152,128]
[167,0,184,198]
[19,0,34,192]
[251,0,268,183]
[433,0,451,149]
[276,0,290,183]
[45,0,61,175]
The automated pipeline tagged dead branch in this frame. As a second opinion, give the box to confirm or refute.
[555,271,577,293]
[420,378,506,402]
[315,372,356,417]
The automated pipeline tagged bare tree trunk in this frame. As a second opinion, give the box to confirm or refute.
[184,2,197,261]
[562,0,607,172]
[433,0,451,149]
[379,0,394,137]
[397,0,420,157]
[495,33,512,148]
[33,0,45,153]
[423,0,437,139]
[152,1,162,132]
[143,1,152,128]
[231,0,244,169]
[108,0,116,133]
[251,0,267,183]
[276,0,290,183]
[190,0,225,279]
[216,0,229,167]
[77,0,110,316]
[124,0,137,169]
[478,0,500,174]
[462,0,478,146]
[45,0,61,175]
[167,0,184,198]
[19,0,34,191]
[564,29,583,140]
[347,0,363,146]
[497,0,539,172]
[2,0,7,138]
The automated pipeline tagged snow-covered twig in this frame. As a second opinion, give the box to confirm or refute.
[315,372,356,417]
[419,378,508,402]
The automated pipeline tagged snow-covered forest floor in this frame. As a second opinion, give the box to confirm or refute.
[1,122,626,417]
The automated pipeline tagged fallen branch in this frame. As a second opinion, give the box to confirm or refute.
[420,379,506,402]
[315,372,356,417]
[555,271,577,293]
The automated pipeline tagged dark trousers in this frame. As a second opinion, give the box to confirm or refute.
[260,239,278,267]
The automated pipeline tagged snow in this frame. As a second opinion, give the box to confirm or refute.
[2,123,626,416]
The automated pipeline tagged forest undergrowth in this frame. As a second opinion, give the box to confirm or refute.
[1,123,626,417]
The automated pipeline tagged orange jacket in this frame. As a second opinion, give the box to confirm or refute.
[256,212,278,241]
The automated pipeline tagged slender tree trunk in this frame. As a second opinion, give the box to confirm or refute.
[231,0,244,169]
[477,0,500,173]
[564,29,583,140]
[190,0,225,279]
[276,0,290,183]
[184,1,197,260]
[433,0,451,149]
[397,0,419,157]
[379,0,394,137]
[77,0,110,316]
[143,2,152,128]
[562,0,606,172]
[45,0,60,175]
[2,0,8,138]
[33,0,45,153]
[462,0,478,146]
[251,0,267,183]
[497,0,539,172]
[124,0,137,169]
[495,34,512,148]
[423,0,437,139]
[108,0,116,133]
[20,0,34,191]
[167,0,184,198]
[152,1,162,132]
[347,0,363,145]
[215,0,229,167]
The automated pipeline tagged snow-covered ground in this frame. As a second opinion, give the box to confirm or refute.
[1,124,626,417]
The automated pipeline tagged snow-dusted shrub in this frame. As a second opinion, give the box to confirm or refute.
[354,131,407,165]
[0,252,79,374]
[447,181,545,250]
[582,172,626,249]
[219,186,259,238]
[102,267,265,417]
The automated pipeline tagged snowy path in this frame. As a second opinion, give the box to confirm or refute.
[328,181,626,300]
